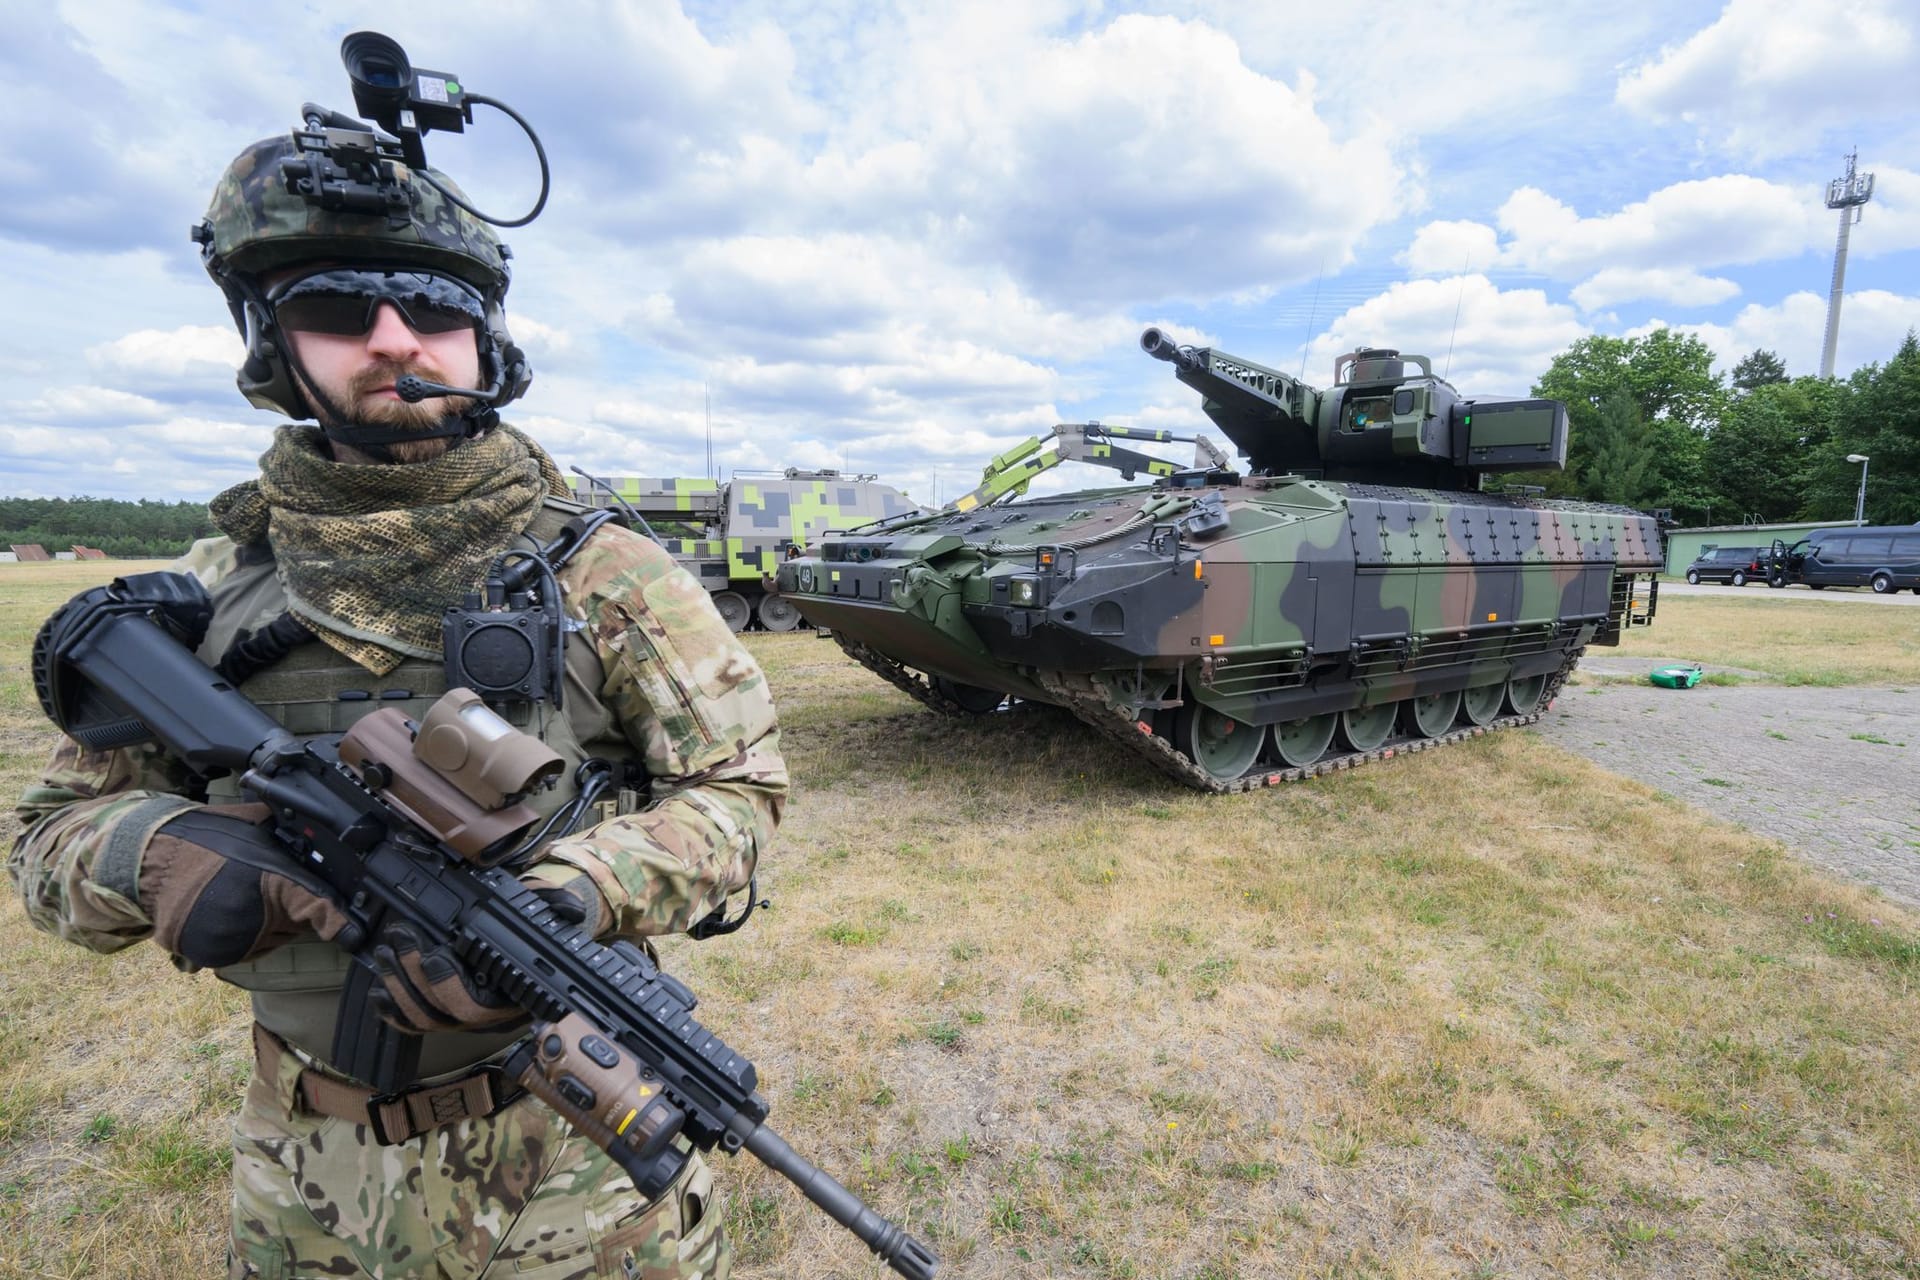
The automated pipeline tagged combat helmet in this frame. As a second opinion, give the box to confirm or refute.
[192,134,531,434]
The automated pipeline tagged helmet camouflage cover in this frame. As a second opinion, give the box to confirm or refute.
[202,135,509,289]
[196,134,526,420]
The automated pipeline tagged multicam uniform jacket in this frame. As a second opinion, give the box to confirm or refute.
[9,505,787,1019]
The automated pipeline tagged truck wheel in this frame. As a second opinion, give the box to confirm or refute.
[1731,570,1747,587]
[757,593,802,631]
[712,591,751,632]
[1685,569,1701,584]
[1872,573,1895,594]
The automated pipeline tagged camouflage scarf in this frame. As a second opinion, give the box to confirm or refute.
[210,424,570,675]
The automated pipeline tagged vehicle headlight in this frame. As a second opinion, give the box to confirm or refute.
[1008,576,1038,607]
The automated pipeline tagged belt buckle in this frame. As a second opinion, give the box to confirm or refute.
[365,1064,523,1146]
[364,1084,416,1146]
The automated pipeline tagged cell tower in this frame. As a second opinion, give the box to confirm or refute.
[1819,149,1874,379]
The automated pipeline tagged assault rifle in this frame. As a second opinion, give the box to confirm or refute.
[30,572,936,1279]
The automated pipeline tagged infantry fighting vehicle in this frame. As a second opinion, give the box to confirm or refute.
[776,331,1663,791]
[570,468,921,631]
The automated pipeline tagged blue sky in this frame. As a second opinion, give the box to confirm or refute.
[3,0,1916,506]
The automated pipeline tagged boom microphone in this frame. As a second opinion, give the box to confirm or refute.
[396,372,500,403]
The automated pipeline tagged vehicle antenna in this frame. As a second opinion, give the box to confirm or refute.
[1298,264,1325,380]
[1443,261,1469,380]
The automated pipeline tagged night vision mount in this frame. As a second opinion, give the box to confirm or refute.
[283,31,550,229]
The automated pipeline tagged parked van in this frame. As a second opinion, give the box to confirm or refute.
[1768,526,1920,594]
[1683,545,1766,586]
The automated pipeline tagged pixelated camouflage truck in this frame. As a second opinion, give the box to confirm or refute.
[778,335,1664,791]
[568,469,922,632]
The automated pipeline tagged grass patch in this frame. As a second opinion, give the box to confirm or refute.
[1616,593,1920,685]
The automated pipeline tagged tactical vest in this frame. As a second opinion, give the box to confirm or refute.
[198,499,644,1081]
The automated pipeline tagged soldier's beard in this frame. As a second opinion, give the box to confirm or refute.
[312,359,480,464]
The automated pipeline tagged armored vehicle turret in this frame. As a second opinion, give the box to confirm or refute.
[777,332,1662,791]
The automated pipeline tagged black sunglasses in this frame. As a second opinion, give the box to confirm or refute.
[269,269,486,338]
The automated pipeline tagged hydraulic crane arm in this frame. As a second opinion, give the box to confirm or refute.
[947,423,1228,513]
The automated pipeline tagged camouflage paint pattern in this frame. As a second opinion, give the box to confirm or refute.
[568,472,920,613]
[228,1040,726,1279]
[777,335,1663,780]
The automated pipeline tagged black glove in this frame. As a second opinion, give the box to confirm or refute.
[141,804,352,968]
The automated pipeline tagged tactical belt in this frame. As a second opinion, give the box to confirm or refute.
[252,1023,525,1145]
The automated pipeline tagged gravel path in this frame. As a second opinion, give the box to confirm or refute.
[1532,656,1920,907]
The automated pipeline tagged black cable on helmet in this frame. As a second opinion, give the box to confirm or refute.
[411,93,550,229]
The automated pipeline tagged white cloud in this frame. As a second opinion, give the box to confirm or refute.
[1401,221,1503,276]
[10,386,169,425]
[1303,275,1588,397]
[1618,0,1920,159]
[1495,177,1821,278]
[86,325,241,383]
[1570,267,1741,312]
[1854,166,1920,260]
[1636,289,1920,380]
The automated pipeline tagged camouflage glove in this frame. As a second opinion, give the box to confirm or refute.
[365,867,611,1033]
[367,922,524,1033]
[141,803,352,968]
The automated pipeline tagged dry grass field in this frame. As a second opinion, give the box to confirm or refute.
[3,561,1919,1279]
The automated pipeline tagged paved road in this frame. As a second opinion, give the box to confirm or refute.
[1660,580,1920,606]
[1533,656,1920,907]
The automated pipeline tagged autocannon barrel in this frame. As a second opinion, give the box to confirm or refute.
[1139,326,1201,371]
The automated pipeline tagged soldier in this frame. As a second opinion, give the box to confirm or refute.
[8,124,786,1278]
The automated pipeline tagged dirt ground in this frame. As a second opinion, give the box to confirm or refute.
[1535,654,1920,907]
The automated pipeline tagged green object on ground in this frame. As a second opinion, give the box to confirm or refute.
[1650,664,1704,689]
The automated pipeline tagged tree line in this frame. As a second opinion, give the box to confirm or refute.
[0,497,216,559]
[1530,329,1920,527]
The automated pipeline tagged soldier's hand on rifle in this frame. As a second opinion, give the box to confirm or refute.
[521,862,613,936]
[365,865,612,1033]
[142,803,353,968]
[367,921,524,1032]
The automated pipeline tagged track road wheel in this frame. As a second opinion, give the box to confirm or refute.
[1172,703,1265,783]
[1337,702,1397,752]
[929,676,1006,714]
[757,593,802,631]
[1403,689,1462,738]
[712,591,751,633]
[1271,713,1337,767]
[1460,682,1504,726]
[1504,672,1549,715]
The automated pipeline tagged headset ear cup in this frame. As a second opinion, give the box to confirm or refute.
[501,343,532,404]
[235,299,312,420]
